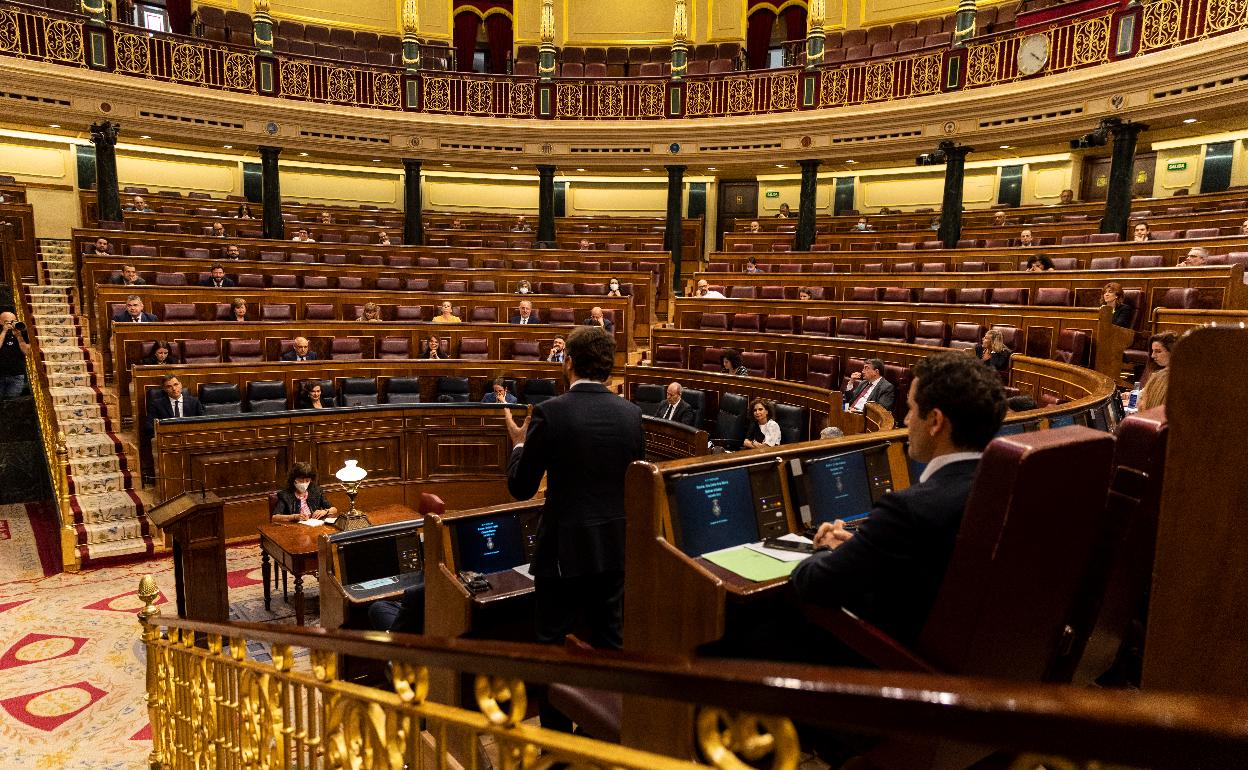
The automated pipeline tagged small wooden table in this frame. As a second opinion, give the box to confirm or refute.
[258,503,419,626]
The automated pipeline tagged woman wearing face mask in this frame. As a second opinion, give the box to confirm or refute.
[606,277,623,297]
[271,462,337,523]
[516,280,532,295]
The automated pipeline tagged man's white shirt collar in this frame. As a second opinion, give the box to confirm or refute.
[919,452,982,484]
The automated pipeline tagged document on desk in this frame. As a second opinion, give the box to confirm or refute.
[513,563,534,580]
[299,519,325,527]
[702,545,799,582]
[745,533,814,562]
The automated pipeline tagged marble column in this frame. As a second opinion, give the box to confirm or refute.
[259,146,283,240]
[796,159,820,251]
[536,165,556,245]
[1103,121,1147,240]
[937,142,973,249]
[90,121,122,224]
[665,164,686,293]
[403,159,423,245]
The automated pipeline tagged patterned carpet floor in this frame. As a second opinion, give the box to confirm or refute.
[0,528,317,770]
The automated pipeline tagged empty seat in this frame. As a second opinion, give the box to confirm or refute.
[1090,256,1123,270]
[990,287,1027,305]
[385,377,422,404]
[957,288,988,304]
[330,338,364,360]
[469,307,497,323]
[224,339,263,363]
[523,378,559,405]
[435,376,470,402]
[162,303,197,321]
[469,279,497,292]
[339,377,379,406]
[304,303,335,320]
[1088,232,1120,244]
[376,277,402,291]
[803,316,832,336]
[914,320,950,347]
[806,354,840,389]
[1054,329,1090,365]
[919,288,953,303]
[458,338,489,359]
[405,279,430,291]
[849,286,881,302]
[881,287,913,303]
[1185,227,1220,239]
[699,313,728,331]
[950,322,985,351]
[740,351,772,378]
[764,314,795,334]
[510,340,541,361]
[921,262,948,273]
[894,262,917,273]
[1035,288,1072,306]
[959,261,987,272]
[547,308,575,323]
[760,286,786,300]
[1127,255,1164,269]
[261,304,293,320]
[198,383,242,415]
[1060,235,1089,245]
[1050,257,1078,270]
[862,263,885,273]
[878,319,914,343]
[652,344,686,369]
[712,393,750,451]
[270,274,298,288]
[180,339,220,364]
[837,317,870,339]
[731,313,760,332]
[156,272,188,286]
[378,337,410,359]
[247,380,288,412]
[1159,288,1199,309]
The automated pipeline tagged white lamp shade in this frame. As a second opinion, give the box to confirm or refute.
[335,459,368,483]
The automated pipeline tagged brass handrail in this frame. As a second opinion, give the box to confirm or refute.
[3,224,79,571]
[138,581,1248,770]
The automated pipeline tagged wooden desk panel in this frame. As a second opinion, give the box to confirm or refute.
[1150,308,1248,335]
[0,203,37,279]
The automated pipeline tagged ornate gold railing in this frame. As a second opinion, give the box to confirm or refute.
[1142,0,1248,51]
[963,8,1116,89]
[817,49,944,109]
[0,0,87,66]
[555,76,669,119]
[683,67,802,117]
[420,70,532,117]
[111,27,257,93]
[275,54,403,110]
[137,576,1248,770]
[1,225,78,572]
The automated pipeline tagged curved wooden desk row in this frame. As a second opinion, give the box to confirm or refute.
[119,211,389,239]
[79,253,657,332]
[84,191,397,229]
[422,229,697,257]
[1149,307,1248,335]
[113,321,591,422]
[423,212,703,242]
[666,299,1128,379]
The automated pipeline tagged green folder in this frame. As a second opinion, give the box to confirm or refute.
[703,545,799,582]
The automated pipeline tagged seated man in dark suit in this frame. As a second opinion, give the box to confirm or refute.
[112,295,157,323]
[843,358,894,413]
[280,336,317,362]
[656,381,696,426]
[145,375,205,435]
[109,265,146,286]
[482,377,518,404]
[199,263,235,288]
[368,582,426,634]
[582,306,614,334]
[91,237,112,255]
[509,299,543,325]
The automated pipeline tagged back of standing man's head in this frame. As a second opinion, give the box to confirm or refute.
[565,326,615,382]
[911,351,1007,450]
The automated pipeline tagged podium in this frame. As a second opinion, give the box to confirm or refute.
[147,492,228,622]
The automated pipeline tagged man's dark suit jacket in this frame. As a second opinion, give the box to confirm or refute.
[789,458,980,644]
[583,318,615,334]
[145,393,205,433]
[279,350,319,361]
[508,313,544,324]
[199,277,236,287]
[507,381,644,578]
[656,398,696,427]
[112,311,158,323]
[109,276,146,285]
[844,377,896,410]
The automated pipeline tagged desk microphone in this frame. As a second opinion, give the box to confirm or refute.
[144,474,209,504]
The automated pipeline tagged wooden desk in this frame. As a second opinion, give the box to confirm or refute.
[258,502,419,625]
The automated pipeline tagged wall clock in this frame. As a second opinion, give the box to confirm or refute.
[1017,34,1050,77]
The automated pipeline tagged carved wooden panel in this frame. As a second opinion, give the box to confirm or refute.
[424,431,510,478]
[314,436,403,482]
[191,447,285,499]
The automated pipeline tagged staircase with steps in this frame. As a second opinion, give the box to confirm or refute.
[26,238,153,567]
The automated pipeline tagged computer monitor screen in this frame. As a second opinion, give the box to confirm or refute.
[669,466,760,556]
[798,449,876,527]
[1049,413,1076,428]
[454,513,527,575]
[998,421,1028,436]
[337,525,424,585]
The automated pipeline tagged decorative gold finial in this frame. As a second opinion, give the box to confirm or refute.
[808,0,826,30]
[402,0,420,36]
[672,0,689,43]
[138,575,161,619]
[253,0,270,14]
[540,0,555,44]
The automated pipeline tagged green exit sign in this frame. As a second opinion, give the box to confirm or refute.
[765,190,780,198]
[1167,161,1187,171]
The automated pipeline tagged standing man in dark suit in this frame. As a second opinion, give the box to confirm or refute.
[657,381,696,426]
[280,337,318,362]
[791,351,1005,645]
[843,358,895,413]
[504,325,644,730]
[582,306,614,334]
[145,375,205,435]
[199,264,235,288]
[508,299,543,325]
[112,295,158,323]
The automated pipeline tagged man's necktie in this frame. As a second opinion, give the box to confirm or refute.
[665,403,675,420]
[173,400,180,418]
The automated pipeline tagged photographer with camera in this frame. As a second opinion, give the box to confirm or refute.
[0,310,31,400]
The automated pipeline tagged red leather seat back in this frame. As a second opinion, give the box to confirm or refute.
[1054,329,1090,365]
[458,338,489,359]
[914,321,949,347]
[950,322,984,350]
[699,313,728,331]
[1035,288,1071,306]
[806,354,839,389]
[653,344,686,368]
[731,313,760,332]
[330,337,364,360]
[837,317,870,339]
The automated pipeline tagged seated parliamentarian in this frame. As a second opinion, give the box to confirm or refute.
[1025,254,1055,272]
[720,348,749,376]
[422,334,450,360]
[145,374,204,434]
[844,358,895,412]
[432,301,461,324]
[482,377,517,404]
[747,220,762,233]
[223,243,242,259]
[744,256,761,274]
[974,329,1012,372]
[378,231,391,246]
[110,264,146,286]
[270,462,337,524]
[291,228,316,243]
[606,277,623,297]
[851,216,874,232]
[1059,188,1074,205]
[510,299,542,324]
[695,279,725,299]
[297,380,328,409]
[656,381,696,426]
[319,212,333,225]
[775,203,793,218]
[199,263,234,288]
[797,287,814,301]
[742,398,781,449]
[141,340,178,366]
[1137,332,1175,411]
[1133,222,1152,242]
[1017,229,1036,247]
[546,335,565,363]
[1102,282,1133,328]
[209,222,226,238]
[1178,247,1208,267]
[228,297,250,321]
[583,306,614,333]
[1241,218,1248,237]
[516,279,534,295]
[791,351,1007,644]
[113,295,157,323]
[578,239,594,251]
[511,215,533,233]
[992,210,1008,227]
[125,195,153,212]
[357,302,381,322]
[91,237,112,255]
[280,336,317,362]
[234,203,255,219]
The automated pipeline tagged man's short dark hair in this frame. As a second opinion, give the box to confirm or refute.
[866,358,885,374]
[565,326,614,381]
[911,351,1006,450]
[721,348,743,369]
[210,263,224,271]
[162,374,179,385]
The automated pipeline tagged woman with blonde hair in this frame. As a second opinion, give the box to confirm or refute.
[1137,332,1176,411]
[974,328,1012,372]
[357,301,381,322]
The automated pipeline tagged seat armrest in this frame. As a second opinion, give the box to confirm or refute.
[802,605,937,673]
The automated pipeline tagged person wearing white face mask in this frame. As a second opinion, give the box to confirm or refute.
[605,278,623,297]
[517,280,533,295]
[270,462,337,523]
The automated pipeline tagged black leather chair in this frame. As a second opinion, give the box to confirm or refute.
[246,381,288,412]
[435,376,470,402]
[339,377,379,406]
[773,403,807,445]
[712,393,750,450]
[385,377,421,404]
[631,383,665,416]
[523,378,558,405]
[198,383,242,416]
[682,388,707,429]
